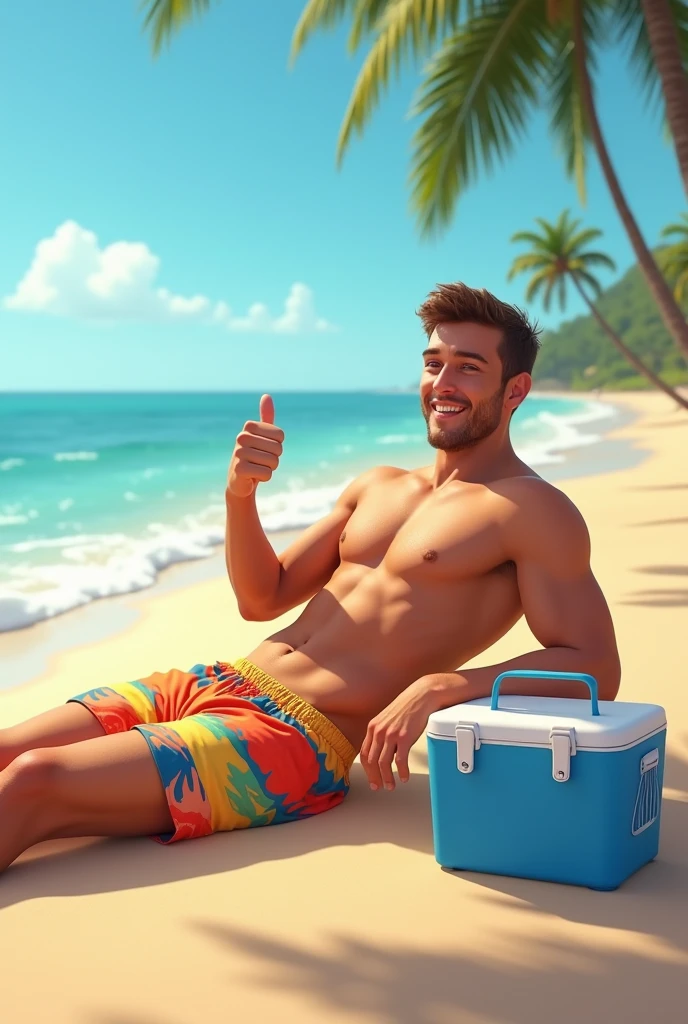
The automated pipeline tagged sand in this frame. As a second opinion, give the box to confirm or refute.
[1,391,687,1024]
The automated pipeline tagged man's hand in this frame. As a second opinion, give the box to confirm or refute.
[360,676,440,791]
[227,394,284,499]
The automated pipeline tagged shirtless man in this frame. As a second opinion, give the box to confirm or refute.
[0,283,620,872]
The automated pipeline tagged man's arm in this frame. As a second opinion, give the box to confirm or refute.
[226,466,400,621]
[427,480,621,707]
[360,480,621,792]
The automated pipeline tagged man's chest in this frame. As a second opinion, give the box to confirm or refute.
[339,482,508,581]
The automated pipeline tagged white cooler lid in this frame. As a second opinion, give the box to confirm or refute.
[426,696,666,750]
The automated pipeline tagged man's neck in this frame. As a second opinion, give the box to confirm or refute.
[430,434,519,488]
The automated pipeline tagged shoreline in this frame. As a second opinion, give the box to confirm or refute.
[0,390,667,692]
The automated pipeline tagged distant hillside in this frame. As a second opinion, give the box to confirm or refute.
[531,257,688,391]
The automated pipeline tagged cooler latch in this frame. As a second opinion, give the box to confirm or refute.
[455,722,481,774]
[550,727,576,782]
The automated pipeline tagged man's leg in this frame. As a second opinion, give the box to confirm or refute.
[0,729,174,873]
[0,704,108,772]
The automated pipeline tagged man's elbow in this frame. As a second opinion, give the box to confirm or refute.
[596,650,621,702]
[236,601,272,622]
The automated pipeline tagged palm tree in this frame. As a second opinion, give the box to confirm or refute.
[661,212,688,301]
[638,0,688,200]
[508,211,688,409]
[138,1,688,362]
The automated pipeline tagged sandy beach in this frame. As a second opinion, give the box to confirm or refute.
[1,390,687,1024]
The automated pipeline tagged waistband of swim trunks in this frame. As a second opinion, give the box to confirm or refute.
[232,657,357,772]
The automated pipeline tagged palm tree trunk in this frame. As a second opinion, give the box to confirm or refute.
[572,0,688,364]
[571,275,688,410]
[640,0,688,200]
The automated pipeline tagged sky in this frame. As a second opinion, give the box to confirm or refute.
[1,1,685,392]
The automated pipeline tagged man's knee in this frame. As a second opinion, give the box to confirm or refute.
[0,728,22,773]
[5,748,65,798]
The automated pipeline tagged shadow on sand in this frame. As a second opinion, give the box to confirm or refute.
[87,767,688,1024]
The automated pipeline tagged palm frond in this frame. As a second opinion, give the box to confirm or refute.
[348,0,464,52]
[510,229,552,247]
[507,253,553,278]
[140,0,216,55]
[673,268,688,303]
[335,0,467,163]
[523,268,554,304]
[565,225,606,254]
[409,0,550,238]
[661,212,688,240]
[291,0,357,64]
[572,268,604,300]
[547,1,608,204]
[542,272,559,312]
[569,250,616,271]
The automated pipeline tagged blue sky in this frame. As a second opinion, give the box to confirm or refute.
[1,1,684,392]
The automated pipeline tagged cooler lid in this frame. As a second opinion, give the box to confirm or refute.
[426,696,666,750]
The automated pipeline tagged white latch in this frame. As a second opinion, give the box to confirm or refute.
[550,727,576,782]
[455,722,481,774]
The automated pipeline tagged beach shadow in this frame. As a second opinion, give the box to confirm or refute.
[635,565,688,576]
[626,483,688,491]
[86,920,688,1024]
[620,588,688,607]
[630,517,688,528]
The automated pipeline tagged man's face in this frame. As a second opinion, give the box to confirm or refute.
[420,322,509,451]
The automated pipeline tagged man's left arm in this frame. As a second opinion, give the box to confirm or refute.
[360,483,621,791]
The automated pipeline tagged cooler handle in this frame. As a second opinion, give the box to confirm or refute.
[490,670,600,717]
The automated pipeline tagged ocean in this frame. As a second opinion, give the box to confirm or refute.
[0,391,614,633]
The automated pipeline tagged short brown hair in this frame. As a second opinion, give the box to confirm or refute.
[417,282,541,383]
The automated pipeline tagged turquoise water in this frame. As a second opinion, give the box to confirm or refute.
[0,391,612,631]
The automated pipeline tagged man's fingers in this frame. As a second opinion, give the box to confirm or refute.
[378,737,397,790]
[363,732,384,790]
[394,740,411,784]
[237,446,279,470]
[237,432,282,457]
[259,394,275,425]
[243,420,284,444]
[234,462,273,482]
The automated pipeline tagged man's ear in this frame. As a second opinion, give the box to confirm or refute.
[507,372,532,411]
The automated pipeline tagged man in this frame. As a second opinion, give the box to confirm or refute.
[0,283,620,872]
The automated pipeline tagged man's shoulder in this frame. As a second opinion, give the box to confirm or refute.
[494,473,585,517]
[491,474,590,559]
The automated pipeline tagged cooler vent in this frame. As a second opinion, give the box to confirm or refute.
[632,748,660,836]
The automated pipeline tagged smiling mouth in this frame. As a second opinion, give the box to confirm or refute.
[430,401,468,420]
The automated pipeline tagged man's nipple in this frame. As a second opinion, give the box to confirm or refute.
[423,549,438,562]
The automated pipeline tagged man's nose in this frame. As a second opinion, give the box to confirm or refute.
[433,364,457,392]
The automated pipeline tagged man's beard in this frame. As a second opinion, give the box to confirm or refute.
[422,383,506,451]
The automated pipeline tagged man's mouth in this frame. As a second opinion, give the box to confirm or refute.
[429,400,468,421]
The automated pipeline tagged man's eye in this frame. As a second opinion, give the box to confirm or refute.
[424,361,441,370]
[463,364,479,372]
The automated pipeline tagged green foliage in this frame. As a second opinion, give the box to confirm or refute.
[532,256,688,390]
[660,213,688,303]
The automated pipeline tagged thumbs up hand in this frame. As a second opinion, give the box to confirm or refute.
[227,394,284,499]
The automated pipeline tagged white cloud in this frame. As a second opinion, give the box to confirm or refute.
[4,221,334,334]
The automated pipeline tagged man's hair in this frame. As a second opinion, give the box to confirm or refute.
[417,282,541,383]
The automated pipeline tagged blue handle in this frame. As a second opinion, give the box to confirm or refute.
[490,670,600,716]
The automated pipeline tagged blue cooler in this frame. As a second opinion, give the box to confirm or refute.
[426,670,667,890]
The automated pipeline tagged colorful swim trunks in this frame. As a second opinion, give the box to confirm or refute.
[67,658,357,844]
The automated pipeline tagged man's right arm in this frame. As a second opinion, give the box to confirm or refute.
[225,468,386,621]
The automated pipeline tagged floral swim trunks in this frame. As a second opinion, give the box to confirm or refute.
[67,658,357,844]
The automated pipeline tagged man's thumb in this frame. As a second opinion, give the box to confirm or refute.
[259,394,275,425]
